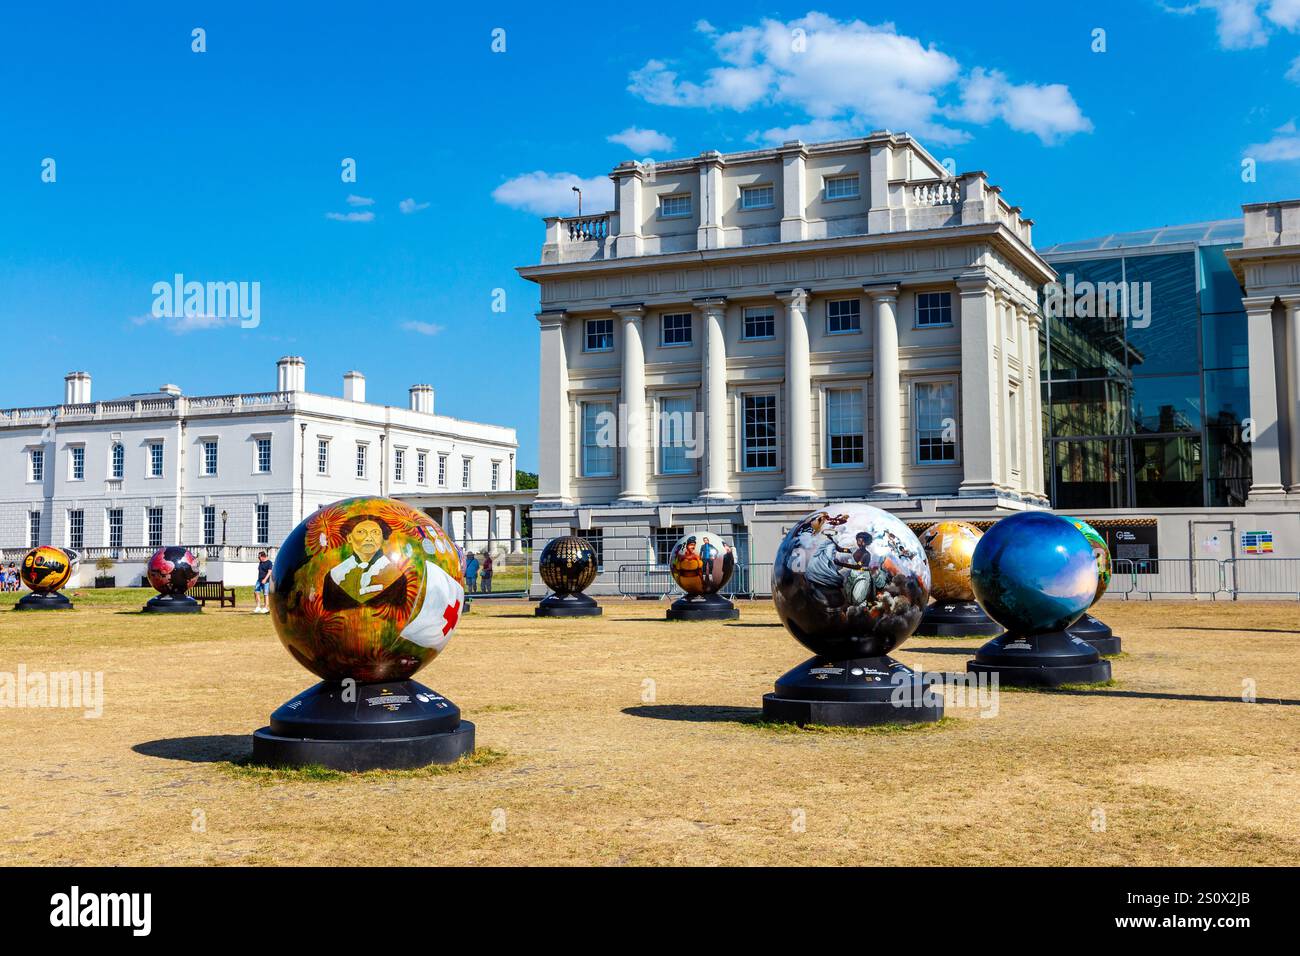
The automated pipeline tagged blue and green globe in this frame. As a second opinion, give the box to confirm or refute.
[971,512,1099,635]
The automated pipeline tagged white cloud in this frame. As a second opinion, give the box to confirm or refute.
[626,12,1090,146]
[1247,119,1300,160]
[953,68,1094,144]
[607,126,676,153]
[346,194,375,206]
[326,210,375,222]
[130,313,241,334]
[1166,1,1300,48]
[402,321,445,336]
[1288,54,1300,80]
[399,197,431,214]
[491,171,615,216]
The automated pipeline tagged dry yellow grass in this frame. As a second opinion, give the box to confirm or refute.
[0,596,1296,866]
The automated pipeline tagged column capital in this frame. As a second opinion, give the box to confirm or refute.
[692,295,728,315]
[536,309,567,329]
[774,287,809,307]
[612,302,645,320]
[955,272,994,294]
[1242,295,1279,313]
[863,282,900,300]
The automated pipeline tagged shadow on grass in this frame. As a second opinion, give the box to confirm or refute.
[133,734,252,763]
[1171,626,1300,635]
[622,704,761,724]
[724,622,783,628]
[903,646,980,656]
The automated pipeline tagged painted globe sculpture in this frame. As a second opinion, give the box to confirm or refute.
[970,512,1099,635]
[146,547,199,596]
[20,545,73,594]
[1065,517,1111,606]
[538,535,599,596]
[668,532,735,597]
[918,520,982,602]
[270,496,465,683]
[773,504,931,659]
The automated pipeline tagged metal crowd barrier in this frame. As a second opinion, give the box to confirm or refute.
[612,557,1300,602]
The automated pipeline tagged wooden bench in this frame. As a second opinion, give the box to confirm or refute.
[191,580,236,608]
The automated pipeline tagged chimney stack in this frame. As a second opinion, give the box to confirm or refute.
[343,371,366,403]
[409,384,434,414]
[276,355,306,392]
[63,372,92,405]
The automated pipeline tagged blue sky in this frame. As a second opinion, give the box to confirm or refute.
[2,1,1298,471]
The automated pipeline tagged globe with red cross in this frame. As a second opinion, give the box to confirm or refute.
[269,496,466,682]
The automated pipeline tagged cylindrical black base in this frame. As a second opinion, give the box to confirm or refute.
[1067,613,1122,655]
[535,592,602,617]
[142,593,202,613]
[14,591,74,611]
[761,655,944,726]
[666,593,739,621]
[912,600,1004,637]
[967,629,1113,687]
[251,679,475,771]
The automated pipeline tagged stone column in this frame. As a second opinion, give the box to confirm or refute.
[778,141,808,242]
[512,504,522,552]
[957,276,998,496]
[994,292,1011,491]
[697,152,724,250]
[777,289,815,497]
[1246,297,1285,499]
[535,311,571,505]
[1026,309,1047,500]
[696,296,732,500]
[615,304,649,502]
[867,284,904,495]
[1288,297,1300,494]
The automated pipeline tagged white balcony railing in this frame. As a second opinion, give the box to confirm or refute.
[912,179,962,207]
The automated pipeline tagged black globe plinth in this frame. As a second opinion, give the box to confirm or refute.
[142,593,202,613]
[1067,613,1122,655]
[535,591,602,617]
[762,655,943,726]
[14,591,74,611]
[252,679,475,772]
[967,630,1112,687]
[666,592,739,621]
[913,600,1004,637]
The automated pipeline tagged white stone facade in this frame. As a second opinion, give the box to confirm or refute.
[0,357,519,583]
[518,133,1053,589]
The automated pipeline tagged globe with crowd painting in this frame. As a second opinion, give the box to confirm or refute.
[142,546,202,613]
[966,511,1113,687]
[252,496,475,771]
[665,531,739,620]
[762,504,942,727]
[15,545,75,610]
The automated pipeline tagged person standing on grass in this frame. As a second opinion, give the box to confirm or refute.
[253,550,273,614]
[481,552,494,593]
[464,552,479,593]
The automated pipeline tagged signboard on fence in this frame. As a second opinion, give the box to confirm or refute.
[1106,525,1159,564]
[1241,530,1274,554]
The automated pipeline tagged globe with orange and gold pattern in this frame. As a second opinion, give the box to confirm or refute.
[918,521,982,602]
[270,497,466,683]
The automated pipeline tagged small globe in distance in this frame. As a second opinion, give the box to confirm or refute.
[20,545,73,594]
[270,496,466,683]
[146,546,200,596]
[970,512,1098,635]
[538,535,599,596]
[1063,516,1111,606]
[918,520,982,602]
[668,532,735,597]
[772,504,931,659]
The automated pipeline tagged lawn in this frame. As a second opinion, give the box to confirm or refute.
[0,595,1296,866]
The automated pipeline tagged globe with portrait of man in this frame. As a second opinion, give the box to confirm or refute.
[270,496,466,682]
[668,532,735,597]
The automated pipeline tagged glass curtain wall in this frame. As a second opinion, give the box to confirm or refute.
[1041,243,1251,509]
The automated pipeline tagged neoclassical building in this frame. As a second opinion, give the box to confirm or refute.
[518,133,1052,577]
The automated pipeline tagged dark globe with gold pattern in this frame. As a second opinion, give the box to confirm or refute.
[536,535,602,616]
